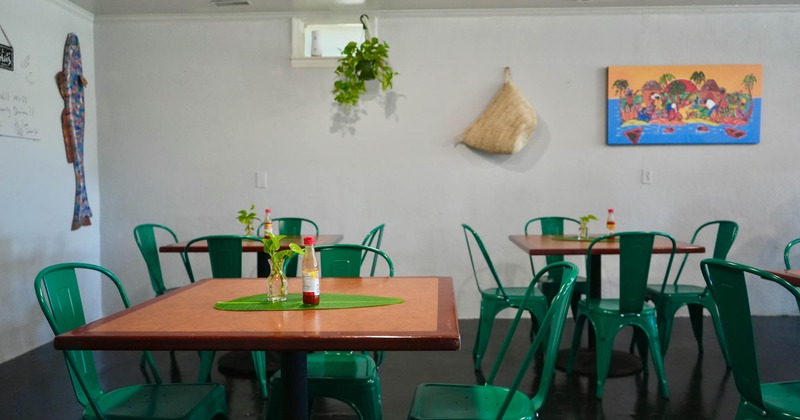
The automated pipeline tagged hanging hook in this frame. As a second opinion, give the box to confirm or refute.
[360,14,373,39]
[360,14,369,30]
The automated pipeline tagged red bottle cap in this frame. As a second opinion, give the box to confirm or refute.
[265,208,271,213]
[608,208,614,212]
[303,236,315,245]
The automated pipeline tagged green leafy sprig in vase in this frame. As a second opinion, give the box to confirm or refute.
[262,232,305,302]
[236,204,260,237]
[578,214,598,240]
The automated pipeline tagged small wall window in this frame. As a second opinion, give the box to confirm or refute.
[291,17,377,68]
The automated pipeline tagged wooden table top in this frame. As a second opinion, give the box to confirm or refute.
[509,234,705,256]
[766,269,800,287]
[54,276,461,352]
[159,234,344,253]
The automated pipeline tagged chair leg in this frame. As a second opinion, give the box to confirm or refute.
[687,304,705,354]
[643,322,670,400]
[633,327,650,375]
[707,303,731,367]
[593,329,614,400]
[658,302,681,358]
[473,306,495,371]
[197,350,215,382]
[251,351,268,398]
[566,314,587,375]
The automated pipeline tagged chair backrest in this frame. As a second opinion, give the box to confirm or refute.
[588,231,676,314]
[361,224,385,276]
[524,216,580,275]
[34,263,161,417]
[316,244,394,277]
[133,223,184,296]
[183,235,263,281]
[485,261,579,415]
[700,258,800,413]
[784,237,800,269]
[257,217,319,237]
[670,220,738,288]
[462,224,508,298]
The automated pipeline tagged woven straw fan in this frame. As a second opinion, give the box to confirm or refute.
[460,67,538,154]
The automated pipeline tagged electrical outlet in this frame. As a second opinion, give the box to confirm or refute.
[256,172,267,189]
[642,169,653,184]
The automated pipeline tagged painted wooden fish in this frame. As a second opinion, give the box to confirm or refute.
[56,33,92,230]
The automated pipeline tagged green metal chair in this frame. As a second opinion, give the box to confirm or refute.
[183,235,270,398]
[361,224,385,276]
[257,217,319,276]
[567,231,674,400]
[642,220,737,364]
[268,244,393,420]
[784,237,800,269]
[134,223,190,296]
[34,262,228,420]
[525,216,588,315]
[701,258,800,419]
[463,224,549,371]
[407,261,579,420]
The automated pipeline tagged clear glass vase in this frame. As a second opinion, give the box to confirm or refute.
[265,261,288,302]
[578,224,589,240]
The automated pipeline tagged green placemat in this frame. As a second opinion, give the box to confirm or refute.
[551,234,618,242]
[215,293,404,311]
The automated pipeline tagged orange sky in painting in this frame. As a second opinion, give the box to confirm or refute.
[607,64,762,98]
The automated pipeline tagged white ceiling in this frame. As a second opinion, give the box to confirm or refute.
[65,0,800,16]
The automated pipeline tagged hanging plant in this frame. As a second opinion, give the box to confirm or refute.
[333,14,398,108]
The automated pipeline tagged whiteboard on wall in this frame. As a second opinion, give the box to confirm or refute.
[0,49,40,142]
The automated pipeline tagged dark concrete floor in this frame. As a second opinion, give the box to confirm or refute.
[2,316,799,419]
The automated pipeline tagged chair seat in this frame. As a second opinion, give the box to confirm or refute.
[579,299,656,315]
[86,383,227,420]
[407,383,533,420]
[761,381,800,417]
[646,284,707,296]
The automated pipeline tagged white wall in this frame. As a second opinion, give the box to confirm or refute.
[93,7,800,323]
[0,0,98,363]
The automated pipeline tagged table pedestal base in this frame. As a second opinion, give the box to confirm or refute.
[555,348,643,377]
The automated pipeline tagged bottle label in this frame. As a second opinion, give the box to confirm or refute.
[264,222,273,236]
[302,270,320,294]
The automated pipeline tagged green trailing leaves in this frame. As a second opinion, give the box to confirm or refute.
[333,37,398,108]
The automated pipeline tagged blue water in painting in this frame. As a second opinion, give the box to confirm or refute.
[607,98,761,145]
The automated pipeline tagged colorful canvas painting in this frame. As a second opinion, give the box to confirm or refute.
[607,64,762,145]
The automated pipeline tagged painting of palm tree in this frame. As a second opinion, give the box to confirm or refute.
[607,64,762,145]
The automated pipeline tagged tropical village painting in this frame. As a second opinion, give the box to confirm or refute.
[607,64,762,145]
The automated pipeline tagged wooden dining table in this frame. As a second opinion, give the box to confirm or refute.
[54,276,461,419]
[509,234,705,376]
[159,234,344,277]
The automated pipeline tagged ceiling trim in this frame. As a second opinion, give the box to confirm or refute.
[92,4,800,23]
[45,0,96,22]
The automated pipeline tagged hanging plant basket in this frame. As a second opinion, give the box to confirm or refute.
[332,14,398,108]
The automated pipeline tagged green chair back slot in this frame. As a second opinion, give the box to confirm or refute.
[34,262,228,419]
[318,244,394,278]
[701,258,800,419]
